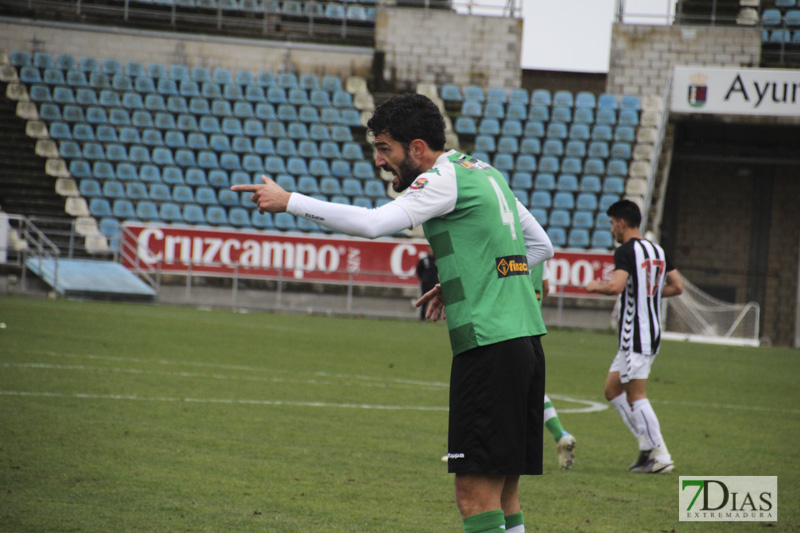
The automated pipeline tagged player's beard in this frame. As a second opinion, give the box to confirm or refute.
[389,156,424,193]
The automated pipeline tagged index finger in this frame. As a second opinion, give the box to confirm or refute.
[230,184,264,192]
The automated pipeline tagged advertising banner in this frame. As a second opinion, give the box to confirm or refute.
[121,224,615,294]
[672,65,800,117]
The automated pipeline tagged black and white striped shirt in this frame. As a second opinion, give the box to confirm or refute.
[615,238,674,355]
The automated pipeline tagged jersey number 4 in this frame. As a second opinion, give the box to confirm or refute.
[488,176,517,240]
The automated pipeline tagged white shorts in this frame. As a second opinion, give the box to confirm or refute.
[609,350,657,383]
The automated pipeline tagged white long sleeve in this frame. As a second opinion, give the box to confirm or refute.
[286,192,413,239]
[516,198,554,267]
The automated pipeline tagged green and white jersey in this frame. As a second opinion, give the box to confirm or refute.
[393,151,547,356]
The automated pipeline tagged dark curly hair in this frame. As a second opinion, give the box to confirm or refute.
[367,93,446,152]
[607,199,642,228]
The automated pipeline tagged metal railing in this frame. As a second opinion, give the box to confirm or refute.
[0,213,61,291]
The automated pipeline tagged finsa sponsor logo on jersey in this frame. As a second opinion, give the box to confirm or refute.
[457,158,490,170]
[410,177,429,190]
[446,453,465,460]
[496,255,529,278]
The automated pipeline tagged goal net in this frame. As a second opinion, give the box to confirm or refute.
[662,275,761,347]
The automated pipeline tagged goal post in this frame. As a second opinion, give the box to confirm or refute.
[662,274,761,347]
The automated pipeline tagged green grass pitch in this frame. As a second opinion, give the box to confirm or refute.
[1,295,798,532]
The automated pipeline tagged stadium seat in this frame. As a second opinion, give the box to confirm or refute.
[553,191,575,210]
[112,199,136,220]
[580,175,603,193]
[556,174,579,192]
[542,139,564,157]
[511,172,533,190]
[364,181,385,199]
[530,89,551,106]
[524,121,545,138]
[515,155,537,173]
[243,154,265,172]
[603,176,625,194]
[455,116,477,136]
[572,210,595,229]
[485,102,505,120]
[520,138,541,155]
[460,100,482,118]
[549,209,571,228]
[552,106,572,123]
[149,183,173,202]
[286,157,308,176]
[534,173,555,191]
[538,156,559,173]
[497,137,519,154]
[493,154,515,172]
[591,229,613,249]
[614,126,636,143]
[530,190,552,209]
[502,119,524,137]
[94,161,117,180]
[89,198,112,218]
[576,192,598,211]
[182,204,205,225]
[102,180,126,200]
[508,88,529,105]
[528,104,549,122]
[547,122,568,140]
[568,228,590,249]
[547,227,567,248]
[599,194,620,212]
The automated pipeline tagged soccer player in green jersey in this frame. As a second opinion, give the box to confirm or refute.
[233,94,553,533]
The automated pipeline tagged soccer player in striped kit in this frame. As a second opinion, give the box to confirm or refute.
[585,199,683,474]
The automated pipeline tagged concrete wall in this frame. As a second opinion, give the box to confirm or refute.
[375,7,522,91]
[607,23,762,97]
[0,19,373,79]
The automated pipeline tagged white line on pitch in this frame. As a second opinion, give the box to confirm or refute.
[2,362,444,391]
[0,390,448,412]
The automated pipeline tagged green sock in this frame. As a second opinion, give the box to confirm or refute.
[544,399,566,443]
[463,510,505,533]
[505,511,524,532]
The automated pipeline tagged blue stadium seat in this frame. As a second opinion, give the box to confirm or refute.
[232,136,254,154]
[511,172,533,190]
[529,208,547,226]
[603,176,625,194]
[440,83,462,103]
[197,150,219,169]
[524,121,545,138]
[487,87,507,104]
[196,187,218,205]
[591,229,613,249]
[136,201,160,221]
[112,199,136,220]
[106,143,128,162]
[542,139,564,157]
[455,116,477,136]
[528,104,549,122]
[254,138,275,156]
[70,160,92,179]
[132,110,154,128]
[552,106,572,123]
[575,91,596,109]
[59,140,81,159]
[568,228,590,249]
[556,174,579,192]
[460,100,482,118]
[588,141,610,159]
[159,202,183,223]
[618,109,639,126]
[520,138,541,155]
[102,180,126,200]
[493,153,515,172]
[531,89,551,106]
[309,158,331,177]
[184,168,207,187]
[515,155,536,173]
[484,102,505,120]
[266,155,287,174]
[218,189,240,207]
[509,88,529,105]
[252,211,274,229]
[286,157,308,176]
[364,181,385,199]
[562,157,582,175]
[79,178,102,198]
[576,192,598,211]
[243,154,264,172]
[534,173,555,191]
[502,119,523,137]
[342,178,364,197]
[352,161,374,180]
[547,227,567,248]
[565,140,587,158]
[220,152,242,170]
[183,204,205,225]
[530,190,552,209]
[599,193,620,212]
[538,156,559,173]
[474,135,496,153]
[569,123,591,141]
[553,191,575,210]
[572,210,595,229]
[126,181,150,200]
[591,124,613,142]
[274,212,297,230]
[546,122,568,140]
[614,126,636,143]
[139,164,161,183]
[553,90,574,107]
[583,158,605,175]
[89,198,112,218]
[580,175,602,193]
[150,183,173,202]
[497,136,519,154]
[94,161,117,180]
[597,93,618,110]
[607,159,628,176]
[549,209,571,228]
